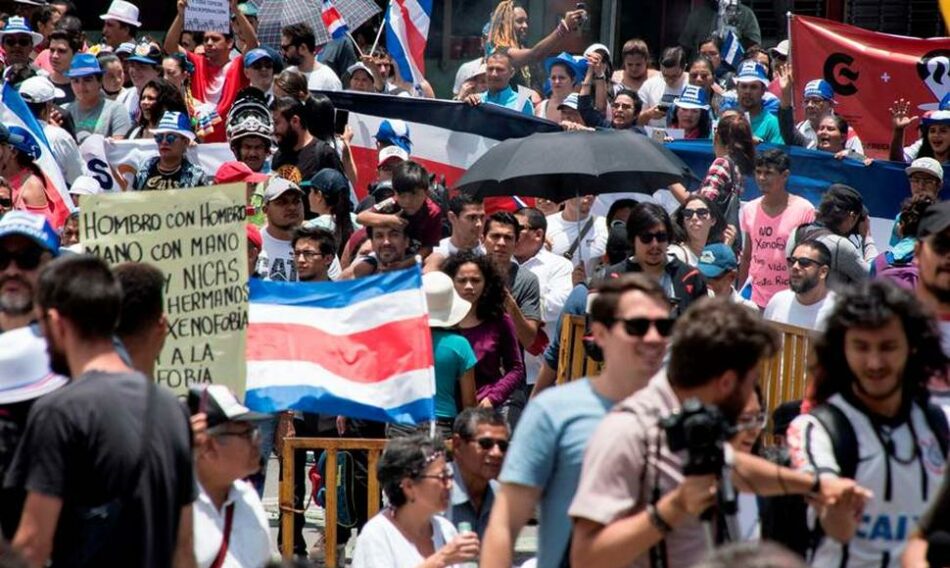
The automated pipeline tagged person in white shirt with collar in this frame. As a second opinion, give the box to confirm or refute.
[513,206,574,385]
[545,194,608,277]
[189,385,277,568]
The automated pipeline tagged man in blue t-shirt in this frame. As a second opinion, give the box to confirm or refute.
[463,50,533,116]
[480,274,672,568]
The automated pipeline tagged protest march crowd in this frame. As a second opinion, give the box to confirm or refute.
[0,0,950,567]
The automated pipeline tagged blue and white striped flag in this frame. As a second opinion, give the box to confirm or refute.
[721,29,745,70]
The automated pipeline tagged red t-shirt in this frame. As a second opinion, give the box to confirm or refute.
[185,52,248,142]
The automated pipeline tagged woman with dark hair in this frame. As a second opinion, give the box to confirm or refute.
[442,253,525,413]
[815,114,872,165]
[669,194,727,266]
[536,53,581,122]
[789,281,946,565]
[304,168,359,257]
[126,78,187,139]
[273,69,309,102]
[669,84,713,139]
[890,98,950,165]
[161,53,220,140]
[786,183,877,288]
[686,54,723,116]
[352,435,479,567]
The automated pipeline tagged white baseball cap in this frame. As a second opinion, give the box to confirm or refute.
[906,157,944,183]
[68,176,104,196]
[378,145,409,166]
[100,0,142,27]
[18,76,65,104]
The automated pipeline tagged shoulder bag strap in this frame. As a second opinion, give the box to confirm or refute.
[210,503,237,568]
[565,216,596,260]
[126,380,156,496]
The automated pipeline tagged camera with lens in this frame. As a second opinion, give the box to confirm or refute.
[661,398,734,476]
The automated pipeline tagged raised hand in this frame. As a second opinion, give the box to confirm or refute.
[890,98,919,130]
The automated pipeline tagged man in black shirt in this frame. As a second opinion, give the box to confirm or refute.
[5,255,196,567]
[271,96,340,188]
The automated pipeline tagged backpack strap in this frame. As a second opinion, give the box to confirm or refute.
[809,402,859,480]
[923,400,950,458]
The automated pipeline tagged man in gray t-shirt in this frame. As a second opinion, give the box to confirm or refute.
[64,53,131,143]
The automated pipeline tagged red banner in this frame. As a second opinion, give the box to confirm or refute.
[790,15,950,158]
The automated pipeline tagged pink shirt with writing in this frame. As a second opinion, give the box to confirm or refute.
[740,195,816,308]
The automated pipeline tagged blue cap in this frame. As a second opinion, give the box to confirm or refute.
[244,48,273,68]
[152,111,195,140]
[302,168,349,198]
[66,53,102,78]
[544,52,581,83]
[126,41,162,66]
[0,211,60,255]
[5,126,40,160]
[0,16,42,46]
[238,2,259,17]
[482,22,492,37]
[674,85,710,110]
[718,92,739,112]
[375,119,412,153]
[803,79,835,102]
[0,123,26,148]
[734,60,768,86]
[697,243,738,278]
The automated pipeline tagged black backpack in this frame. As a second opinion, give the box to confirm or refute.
[760,400,949,558]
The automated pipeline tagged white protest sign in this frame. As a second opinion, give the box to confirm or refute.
[184,0,231,34]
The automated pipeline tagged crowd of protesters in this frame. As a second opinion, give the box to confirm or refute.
[0,0,948,567]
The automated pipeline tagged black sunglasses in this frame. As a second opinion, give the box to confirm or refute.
[682,208,710,220]
[474,437,509,452]
[610,317,676,337]
[0,247,44,271]
[930,234,950,256]
[637,231,669,244]
[3,37,31,48]
[0,198,11,208]
[787,256,824,269]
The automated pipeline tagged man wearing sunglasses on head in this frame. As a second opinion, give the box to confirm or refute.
[188,384,276,568]
[482,274,672,568]
[132,111,209,191]
[763,239,836,331]
[449,408,509,540]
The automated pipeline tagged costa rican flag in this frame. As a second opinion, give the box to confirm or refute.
[321,0,350,41]
[245,266,436,424]
[721,29,745,70]
[384,0,432,90]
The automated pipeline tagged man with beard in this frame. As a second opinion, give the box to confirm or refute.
[764,240,836,330]
[788,281,947,568]
[341,219,415,279]
[271,97,341,188]
[569,298,867,568]
[280,23,342,93]
[0,212,66,540]
[915,201,950,355]
[5,254,196,568]
[449,408,509,539]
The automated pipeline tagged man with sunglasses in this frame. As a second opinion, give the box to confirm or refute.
[449,408,509,539]
[570,298,867,568]
[739,149,816,309]
[915,201,950,357]
[188,384,275,568]
[764,239,836,331]
[279,23,342,92]
[132,111,208,191]
[0,17,42,71]
[243,48,275,99]
[482,274,672,568]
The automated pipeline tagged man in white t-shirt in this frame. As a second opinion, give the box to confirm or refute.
[425,193,486,272]
[636,47,688,128]
[764,239,837,331]
[281,22,342,93]
[546,195,608,276]
[188,385,276,568]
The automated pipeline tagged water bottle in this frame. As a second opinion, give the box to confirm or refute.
[456,522,478,568]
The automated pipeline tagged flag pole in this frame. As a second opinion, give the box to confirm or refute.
[347,31,365,57]
[369,3,387,56]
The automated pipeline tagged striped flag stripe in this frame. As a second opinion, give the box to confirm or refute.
[246,363,434,424]
[248,267,421,309]
[247,318,433,383]
[249,289,425,334]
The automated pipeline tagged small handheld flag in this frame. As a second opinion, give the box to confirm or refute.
[321,0,350,41]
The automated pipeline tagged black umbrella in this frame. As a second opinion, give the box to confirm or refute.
[455,129,694,202]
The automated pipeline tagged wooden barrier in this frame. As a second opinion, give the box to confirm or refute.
[554,314,812,423]
[279,438,387,567]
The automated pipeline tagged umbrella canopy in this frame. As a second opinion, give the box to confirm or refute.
[256,0,380,51]
[455,129,695,202]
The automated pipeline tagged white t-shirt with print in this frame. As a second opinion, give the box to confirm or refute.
[763,289,837,331]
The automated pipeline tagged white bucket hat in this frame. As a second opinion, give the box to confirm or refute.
[100,0,142,27]
[423,272,471,328]
[0,326,68,404]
